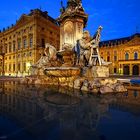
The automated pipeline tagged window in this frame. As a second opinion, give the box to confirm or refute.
[23,53,26,57]
[114,56,117,61]
[18,54,20,58]
[9,64,11,71]
[18,63,20,71]
[125,52,129,60]
[9,43,12,53]
[30,26,33,31]
[114,51,117,61]
[107,51,110,62]
[29,52,32,57]
[41,39,45,48]
[107,56,110,62]
[114,68,117,74]
[23,63,26,71]
[13,64,15,71]
[13,42,16,52]
[18,40,21,50]
[30,37,33,48]
[23,38,27,48]
[134,52,138,60]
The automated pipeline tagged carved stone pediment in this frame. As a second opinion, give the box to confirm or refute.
[126,36,140,46]
[15,14,31,27]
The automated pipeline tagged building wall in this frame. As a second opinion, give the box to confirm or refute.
[0,9,60,76]
[99,34,140,76]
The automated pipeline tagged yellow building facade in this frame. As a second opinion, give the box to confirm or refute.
[0,9,60,76]
[99,33,140,76]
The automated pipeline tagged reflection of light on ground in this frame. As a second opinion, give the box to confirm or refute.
[0,81,140,140]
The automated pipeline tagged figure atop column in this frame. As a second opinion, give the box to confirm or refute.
[57,0,88,50]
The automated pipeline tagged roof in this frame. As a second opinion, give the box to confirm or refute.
[0,9,58,33]
[29,9,58,25]
[99,33,140,47]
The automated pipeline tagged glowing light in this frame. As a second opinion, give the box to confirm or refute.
[26,62,31,68]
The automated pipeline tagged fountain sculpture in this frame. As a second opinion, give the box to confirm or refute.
[22,0,127,94]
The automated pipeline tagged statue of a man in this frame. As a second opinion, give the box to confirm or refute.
[74,30,92,66]
[74,26,103,66]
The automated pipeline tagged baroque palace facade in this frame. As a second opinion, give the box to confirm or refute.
[0,9,60,76]
[99,33,140,76]
[0,7,140,76]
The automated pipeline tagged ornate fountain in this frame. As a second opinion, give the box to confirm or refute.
[22,0,127,94]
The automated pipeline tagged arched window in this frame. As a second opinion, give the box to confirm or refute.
[134,52,138,60]
[125,52,129,60]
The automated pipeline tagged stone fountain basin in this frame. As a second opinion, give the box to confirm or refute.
[44,67,80,77]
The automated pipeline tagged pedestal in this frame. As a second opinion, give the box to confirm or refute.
[82,66,109,78]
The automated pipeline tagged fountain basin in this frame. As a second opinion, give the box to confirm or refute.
[44,67,80,77]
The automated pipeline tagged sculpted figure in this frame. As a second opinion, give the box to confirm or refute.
[74,26,111,66]
[88,26,103,66]
[74,30,92,66]
[62,43,73,51]
[32,43,57,68]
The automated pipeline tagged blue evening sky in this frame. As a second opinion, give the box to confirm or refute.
[0,0,140,41]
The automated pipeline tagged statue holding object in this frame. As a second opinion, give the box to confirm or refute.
[74,26,112,67]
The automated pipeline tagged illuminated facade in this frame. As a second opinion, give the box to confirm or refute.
[0,9,60,76]
[58,0,88,50]
[99,33,140,76]
[0,4,139,77]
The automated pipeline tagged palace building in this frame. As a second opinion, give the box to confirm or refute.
[0,9,60,76]
[99,33,140,76]
[0,1,140,77]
